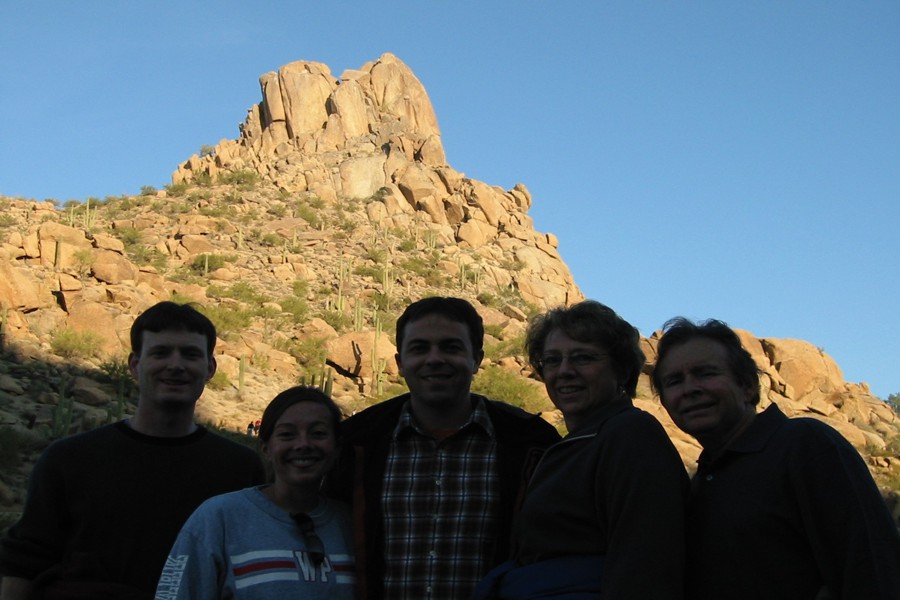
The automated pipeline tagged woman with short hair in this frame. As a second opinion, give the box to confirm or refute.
[474,300,689,599]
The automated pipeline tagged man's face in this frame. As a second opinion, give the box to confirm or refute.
[396,314,483,413]
[128,329,216,411]
[656,337,756,447]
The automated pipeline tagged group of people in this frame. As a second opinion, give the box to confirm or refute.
[0,297,898,599]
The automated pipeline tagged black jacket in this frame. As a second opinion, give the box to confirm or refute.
[328,393,561,599]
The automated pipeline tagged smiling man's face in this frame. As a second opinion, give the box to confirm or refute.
[656,337,756,448]
[128,329,216,411]
[396,314,483,417]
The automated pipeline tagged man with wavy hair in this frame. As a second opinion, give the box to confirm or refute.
[653,317,900,599]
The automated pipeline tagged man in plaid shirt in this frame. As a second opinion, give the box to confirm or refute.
[329,297,560,599]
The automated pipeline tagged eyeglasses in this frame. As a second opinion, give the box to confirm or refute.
[291,512,325,566]
[538,352,607,372]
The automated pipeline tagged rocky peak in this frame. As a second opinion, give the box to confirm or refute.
[173,53,579,309]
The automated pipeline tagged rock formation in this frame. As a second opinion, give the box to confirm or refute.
[173,53,580,309]
[0,55,896,521]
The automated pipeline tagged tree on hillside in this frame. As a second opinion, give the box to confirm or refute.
[887,393,900,415]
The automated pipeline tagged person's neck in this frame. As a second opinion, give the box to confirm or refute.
[264,481,321,515]
[409,396,474,436]
[128,406,198,437]
[701,409,757,460]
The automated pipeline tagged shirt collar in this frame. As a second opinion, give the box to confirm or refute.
[698,403,786,468]
[392,395,496,440]
[565,397,635,437]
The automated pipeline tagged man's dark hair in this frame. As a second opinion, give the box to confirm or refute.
[395,297,484,355]
[651,317,761,405]
[525,300,645,398]
[130,301,217,356]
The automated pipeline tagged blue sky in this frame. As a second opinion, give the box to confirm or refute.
[2,2,898,399]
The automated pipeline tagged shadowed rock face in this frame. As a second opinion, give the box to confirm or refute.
[0,55,897,515]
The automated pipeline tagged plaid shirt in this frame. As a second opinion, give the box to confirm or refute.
[382,397,500,599]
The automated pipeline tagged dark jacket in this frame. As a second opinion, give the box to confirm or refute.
[512,399,688,599]
[328,393,561,600]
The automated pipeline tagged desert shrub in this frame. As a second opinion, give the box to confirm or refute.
[354,265,381,280]
[187,189,213,203]
[198,304,253,337]
[337,219,357,233]
[0,214,16,228]
[192,171,213,186]
[423,270,449,287]
[199,144,215,158]
[218,170,259,187]
[164,182,189,197]
[207,282,270,305]
[72,249,95,276]
[207,371,232,391]
[472,365,550,414]
[51,329,103,359]
[98,358,137,402]
[291,336,328,369]
[368,382,408,405]
[258,233,282,247]
[279,296,309,324]
[477,292,498,308]
[99,358,131,382]
[101,196,141,220]
[199,205,236,219]
[168,291,196,305]
[266,204,287,218]
[189,253,231,275]
[321,309,351,332]
[400,256,430,276]
[129,246,168,271]
[140,185,158,196]
[292,280,310,297]
[484,324,504,339]
[483,332,526,363]
[295,203,322,229]
[115,226,143,247]
[373,292,392,312]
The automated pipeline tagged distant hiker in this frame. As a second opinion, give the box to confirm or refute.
[327,296,560,599]
[157,386,355,599]
[0,301,265,600]
[473,301,688,599]
[653,317,900,599]
[247,421,255,436]
[253,419,261,435]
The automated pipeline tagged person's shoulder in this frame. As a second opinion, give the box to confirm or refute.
[758,406,865,469]
[200,428,261,458]
[206,486,255,508]
[341,395,407,435]
[185,487,255,527]
[601,406,680,456]
[775,411,853,448]
[482,397,542,420]
[608,404,665,431]
[41,423,122,457]
[482,397,560,440]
